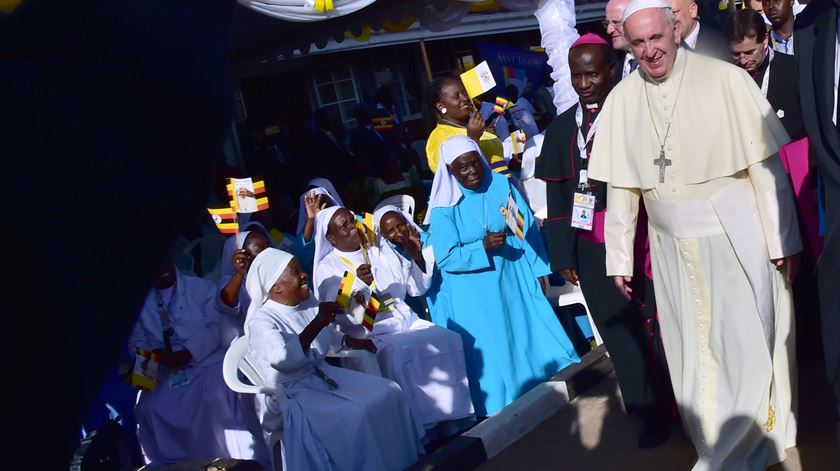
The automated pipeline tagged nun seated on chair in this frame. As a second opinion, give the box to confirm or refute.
[245,248,423,471]
[313,206,475,440]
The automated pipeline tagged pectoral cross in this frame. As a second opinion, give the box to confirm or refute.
[654,150,671,184]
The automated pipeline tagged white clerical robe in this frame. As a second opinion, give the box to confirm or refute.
[316,246,475,429]
[589,50,801,470]
[246,299,422,471]
[129,270,263,465]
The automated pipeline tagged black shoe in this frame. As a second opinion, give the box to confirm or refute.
[638,421,670,449]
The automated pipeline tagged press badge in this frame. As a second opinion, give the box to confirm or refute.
[167,369,189,389]
[571,192,596,231]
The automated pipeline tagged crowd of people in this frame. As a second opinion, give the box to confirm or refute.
[80,0,840,469]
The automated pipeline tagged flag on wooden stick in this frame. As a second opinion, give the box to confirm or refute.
[208,207,238,234]
[460,61,496,99]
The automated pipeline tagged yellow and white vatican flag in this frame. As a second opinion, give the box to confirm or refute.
[460,61,496,99]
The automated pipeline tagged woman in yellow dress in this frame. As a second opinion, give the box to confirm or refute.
[424,77,508,176]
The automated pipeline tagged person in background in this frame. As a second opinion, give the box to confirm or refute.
[218,227,273,344]
[308,108,354,190]
[350,103,390,179]
[536,33,672,449]
[667,0,730,59]
[506,84,540,140]
[426,135,580,417]
[763,0,794,54]
[533,71,558,128]
[292,180,343,278]
[424,77,510,178]
[245,248,422,470]
[605,0,638,80]
[795,0,840,446]
[313,206,476,437]
[130,261,263,465]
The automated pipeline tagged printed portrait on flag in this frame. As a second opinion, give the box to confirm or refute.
[226,177,270,214]
[230,178,258,213]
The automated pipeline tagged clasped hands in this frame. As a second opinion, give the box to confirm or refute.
[316,303,377,353]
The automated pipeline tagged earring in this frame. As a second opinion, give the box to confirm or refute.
[440,107,447,114]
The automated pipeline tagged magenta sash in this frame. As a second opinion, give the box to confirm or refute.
[779,137,823,259]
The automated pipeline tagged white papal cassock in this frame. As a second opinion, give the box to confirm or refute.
[589,49,801,470]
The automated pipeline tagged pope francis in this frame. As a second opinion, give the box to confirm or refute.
[588,0,803,469]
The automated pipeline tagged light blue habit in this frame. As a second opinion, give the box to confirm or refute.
[429,169,580,416]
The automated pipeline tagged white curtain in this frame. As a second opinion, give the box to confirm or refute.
[238,0,376,22]
[239,0,541,23]
[418,1,472,32]
[533,0,578,114]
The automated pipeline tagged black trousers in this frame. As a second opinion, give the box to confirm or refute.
[576,237,672,425]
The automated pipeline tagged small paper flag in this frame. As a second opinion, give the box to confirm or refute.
[363,293,381,331]
[356,214,376,247]
[489,155,512,178]
[372,116,394,131]
[208,207,238,234]
[460,61,496,99]
[130,349,160,391]
[335,270,357,310]
[501,193,525,240]
[227,177,270,214]
[494,96,511,114]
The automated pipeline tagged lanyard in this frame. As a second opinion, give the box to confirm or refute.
[155,282,177,353]
[338,255,378,291]
[760,49,774,98]
[575,103,601,190]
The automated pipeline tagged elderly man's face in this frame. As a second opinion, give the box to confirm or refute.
[625,8,682,82]
[605,0,631,50]
[667,0,698,38]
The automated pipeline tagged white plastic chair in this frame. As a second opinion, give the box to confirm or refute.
[223,336,284,471]
[545,281,604,347]
[375,194,416,221]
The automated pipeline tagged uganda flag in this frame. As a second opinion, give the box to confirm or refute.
[335,270,356,310]
[493,96,511,114]
[372,116,394,131]
[362,293,380,331]
[208,207,238,234]
[489,155,512,179]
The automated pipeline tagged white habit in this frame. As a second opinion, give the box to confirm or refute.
[589,50,801,470]
[246,298,421,471]
[315,243,475,430]
[129,270,262,465]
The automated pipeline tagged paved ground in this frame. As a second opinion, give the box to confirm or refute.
[479,358,840,471]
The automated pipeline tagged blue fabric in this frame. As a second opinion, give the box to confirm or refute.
[428,170,580,416]
[292,233,317,280]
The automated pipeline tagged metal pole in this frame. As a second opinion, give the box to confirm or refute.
[419,40,433,82]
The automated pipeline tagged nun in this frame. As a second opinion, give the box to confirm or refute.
[245,248,422,471]
[425,135,580,417]
[313,206,475,435]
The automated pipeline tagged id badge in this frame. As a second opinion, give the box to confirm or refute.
[571,192,596,231]
[167,369,189,389]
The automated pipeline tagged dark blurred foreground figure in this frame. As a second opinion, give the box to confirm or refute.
[796,0,840,445]
[0,0,237,466]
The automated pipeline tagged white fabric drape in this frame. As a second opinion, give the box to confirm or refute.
[238,0,376,22]
[533,0,579,114]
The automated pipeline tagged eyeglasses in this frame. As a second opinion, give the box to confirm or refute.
[601,19,623,29]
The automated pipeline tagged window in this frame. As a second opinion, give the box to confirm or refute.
[311,63,360,127]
